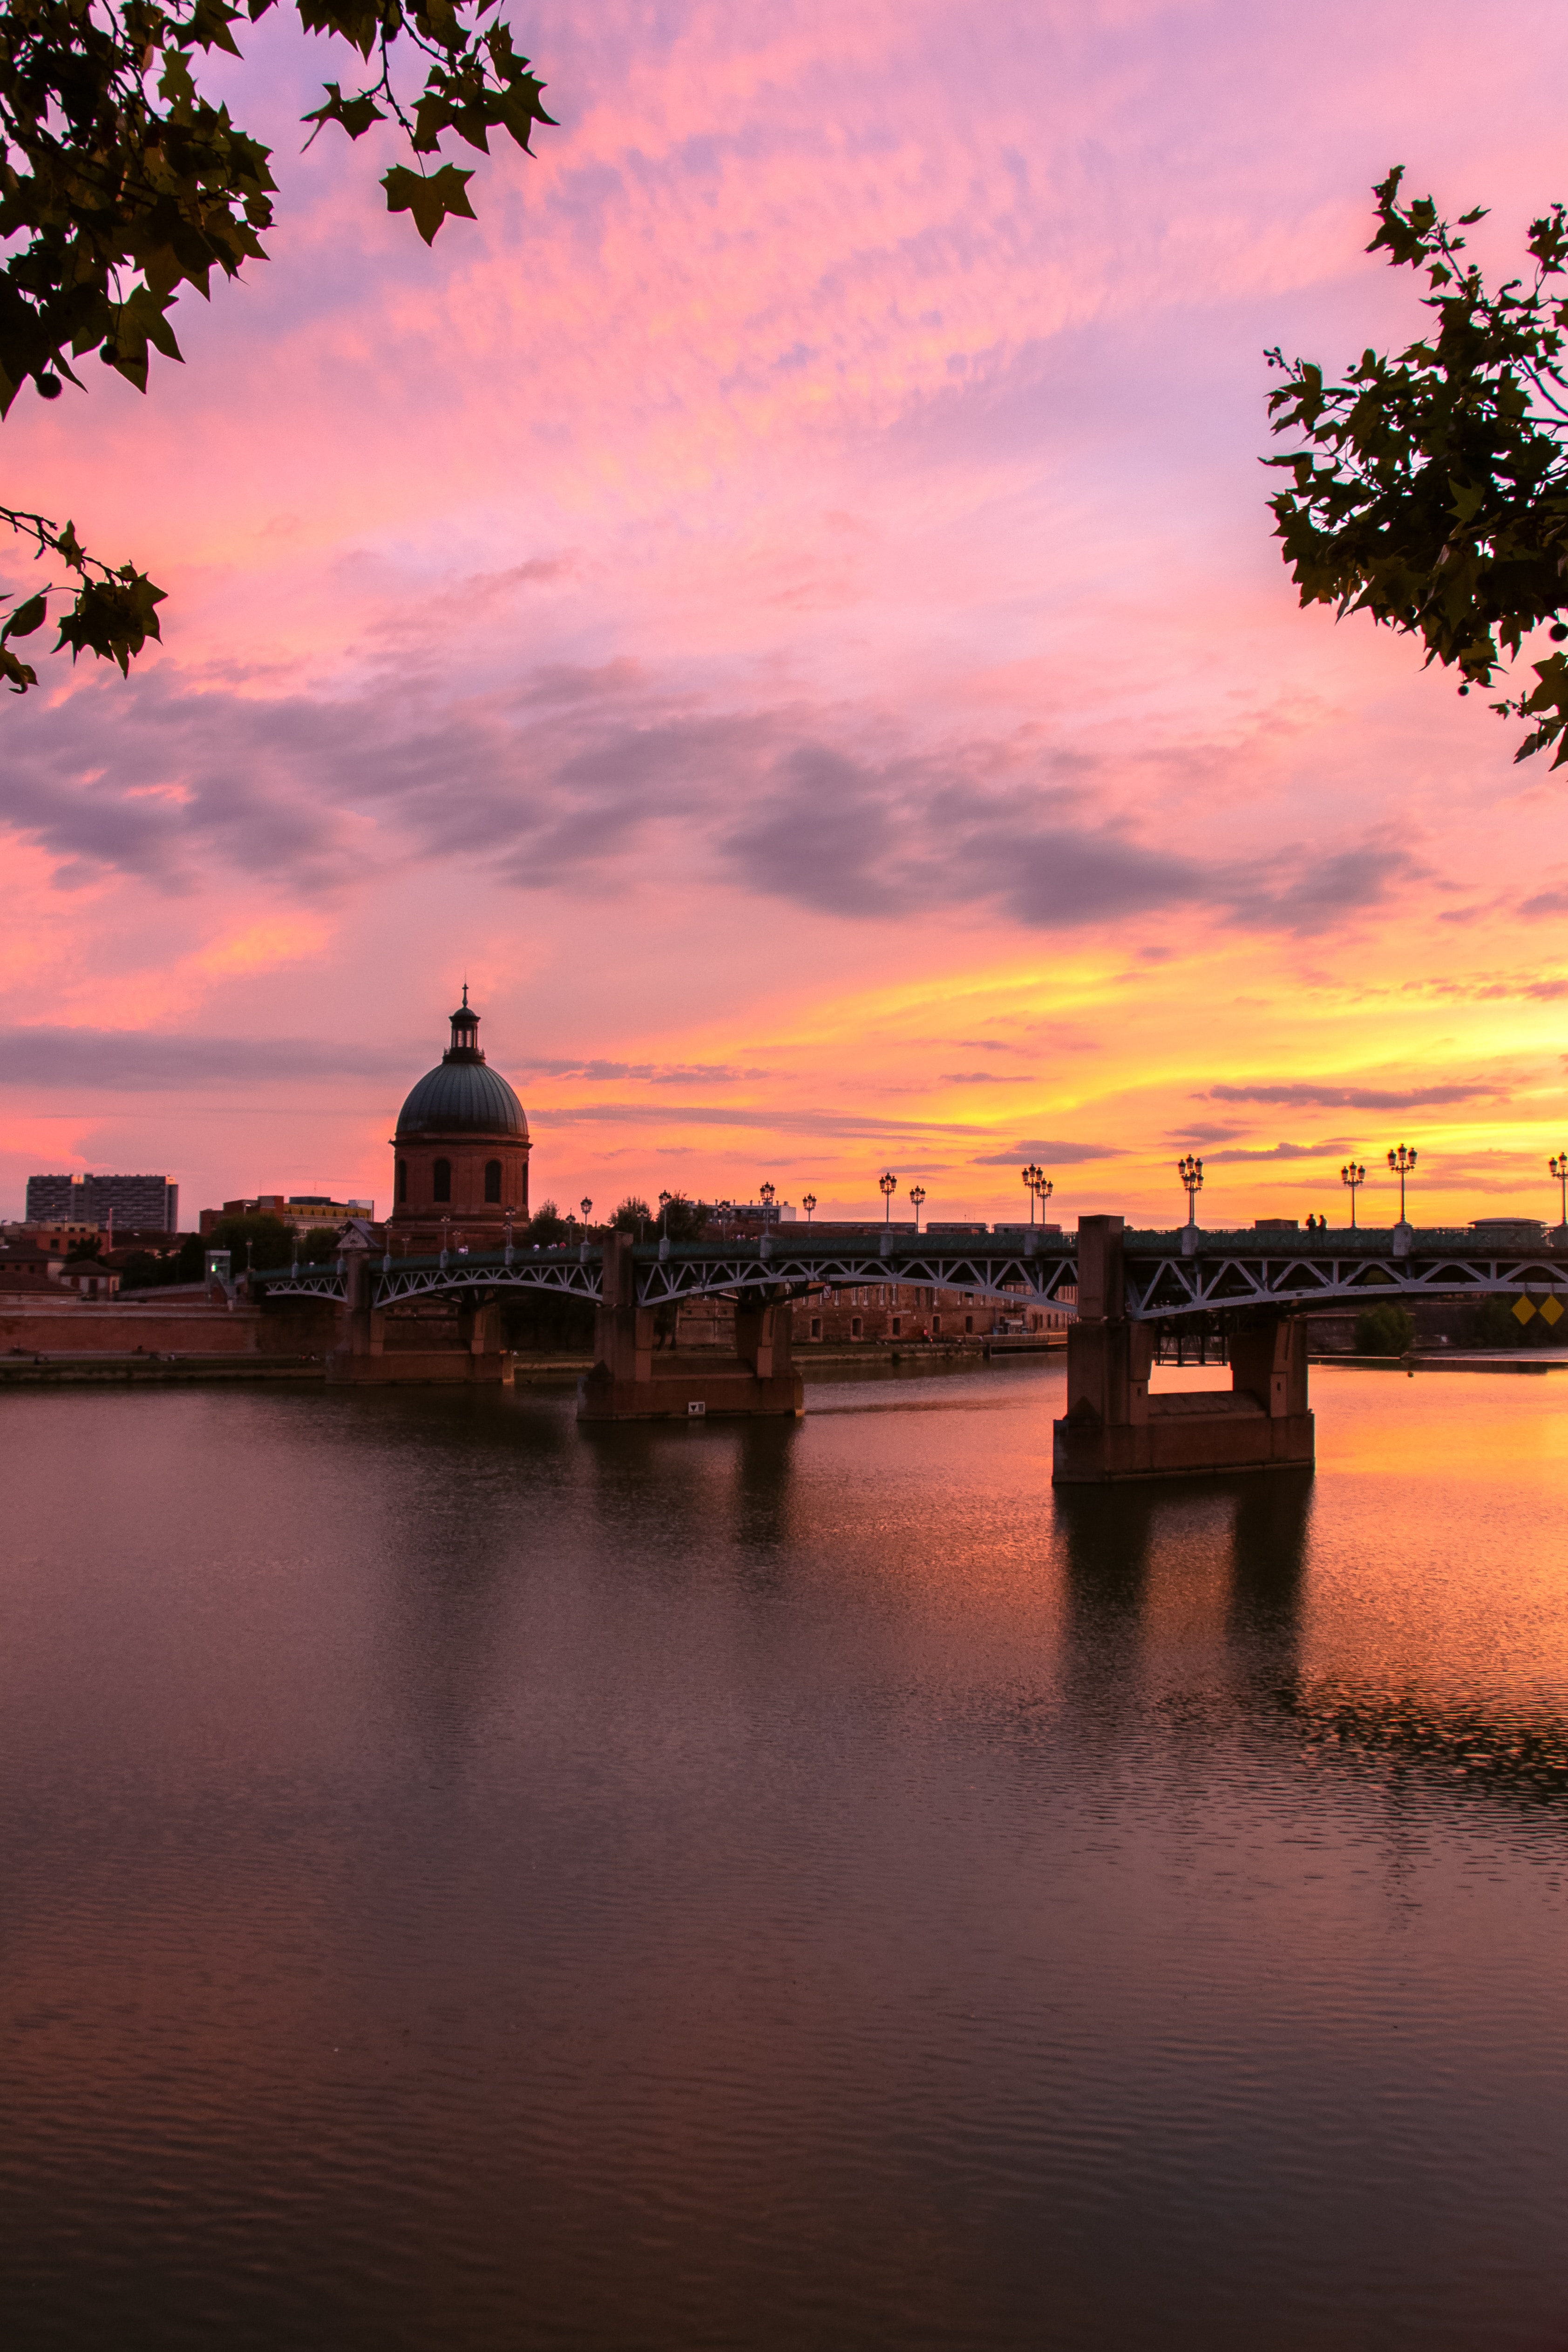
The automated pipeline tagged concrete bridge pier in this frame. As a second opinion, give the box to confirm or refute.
[578,1235,804,1422]
[1052,1215,1313,1483]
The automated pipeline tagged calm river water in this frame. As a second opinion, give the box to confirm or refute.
[4,1359,1568,2352]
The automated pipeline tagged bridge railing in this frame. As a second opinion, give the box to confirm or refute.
[245,1225,1568,1320]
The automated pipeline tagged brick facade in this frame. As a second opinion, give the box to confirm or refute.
[387,995,531,1249]
[674,1281,1073,1350]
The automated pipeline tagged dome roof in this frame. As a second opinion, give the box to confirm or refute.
[395,995,528,1139]
[396,1059,528,1139]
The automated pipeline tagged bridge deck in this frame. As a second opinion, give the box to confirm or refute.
[248,1226,1568,1321]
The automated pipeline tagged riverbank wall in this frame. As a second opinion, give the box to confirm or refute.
[0,1323,1064,1389]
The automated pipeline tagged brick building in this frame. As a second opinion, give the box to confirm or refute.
[199,1194,373,1237]
[2,1220,101,1256]
[674,1275,1073,1350]
[787,1281,1071,1346]
[389,990,531,1248]
[0,1237,120,1298]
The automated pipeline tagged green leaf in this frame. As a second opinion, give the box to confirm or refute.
[0,0,556,697]
[54,569,166,675]
[303,82,387,142]
[381,162,476,244]
[2,595,48,640]
[1267,168,1568,767]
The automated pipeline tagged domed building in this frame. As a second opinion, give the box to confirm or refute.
[389,990,530,1245]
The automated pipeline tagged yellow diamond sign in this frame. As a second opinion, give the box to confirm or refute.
[1542,1293,1565,1327]
[1513,1295,1537,1324]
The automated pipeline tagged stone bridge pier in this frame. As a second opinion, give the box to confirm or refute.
[577,1234,804,1422]
[1052,1215,1313,1483]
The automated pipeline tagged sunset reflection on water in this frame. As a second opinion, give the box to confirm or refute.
[3,1362,1567,2352]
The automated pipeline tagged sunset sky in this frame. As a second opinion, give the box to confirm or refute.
[4,0,1568,1231]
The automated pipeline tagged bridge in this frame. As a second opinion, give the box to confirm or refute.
[246,1213,1566,1480]
[251,1218,1567,1320]
[252,1227,1079,1310]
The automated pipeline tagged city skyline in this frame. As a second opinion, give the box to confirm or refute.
[4,0,1568,1227]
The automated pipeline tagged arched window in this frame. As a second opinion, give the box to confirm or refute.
[396,1159,408,1204]
[484,1159,502,1203]
[433,1158,452,1203]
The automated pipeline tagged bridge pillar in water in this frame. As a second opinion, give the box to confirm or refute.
[1052,1215,1313,1483]
[326,1247,515,1385]
[578,1234,804,1422]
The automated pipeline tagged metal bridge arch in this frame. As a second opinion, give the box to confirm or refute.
[250,1227,1567,1321]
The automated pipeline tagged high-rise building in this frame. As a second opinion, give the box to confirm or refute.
[82,1175,179,1232]
[24,1173,179,1231]
[24,1175,76,1222]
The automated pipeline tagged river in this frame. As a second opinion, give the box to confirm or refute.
[3,1359,1567,2351]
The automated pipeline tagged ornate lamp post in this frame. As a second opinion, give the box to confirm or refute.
[658,1188,672,1237]
[760,1180,777,1229]
[879,1171,898,1225]
[1387,1143,1418,1223]
[1551,1154,1568,1233]
[1177,1155,1204,1226]
[908,1184,927,1232]
[803,1192,817,1224]
[1021,1163,1043,1225]
[580,1196,592,1228]
[1032,1173,1054,1222]
[1340,1162,1365,1228]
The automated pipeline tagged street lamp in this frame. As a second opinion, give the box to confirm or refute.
[1020,1163,1043,1225]
[1551,1154,1568,1233]
[658,1188,672,1237]
[802,1192,817,1224]
[1387,1143,1418,1223]
[1340,1162,1365,1228]
[1177,1155,1204,1225]
[908,1184,927,1232]
[879,1171,898,1224]
[580,1196,593,1227]
[760,1180,776,1229]
[1033,1173,1054,1221]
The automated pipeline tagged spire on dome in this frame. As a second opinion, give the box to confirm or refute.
[445,988,484,1063]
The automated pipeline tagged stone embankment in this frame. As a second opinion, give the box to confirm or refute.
[0,1354,323,1386]
[0,1322,1066,1389]
[800,1334,1062,1368]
